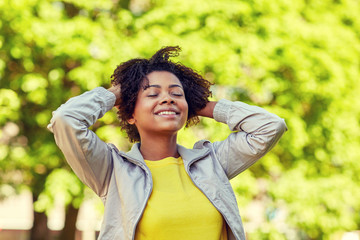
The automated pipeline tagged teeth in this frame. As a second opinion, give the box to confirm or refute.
[158,111,176,115]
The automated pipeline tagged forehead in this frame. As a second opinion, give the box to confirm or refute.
[142,71,182,87]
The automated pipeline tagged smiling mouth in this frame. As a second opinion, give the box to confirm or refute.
[156,111,178,116]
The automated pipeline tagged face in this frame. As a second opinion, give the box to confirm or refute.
[128,71,188,139]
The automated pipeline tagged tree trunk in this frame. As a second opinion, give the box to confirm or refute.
[30,194,49,240]
[59,204,79,240]
[119,0,131,9]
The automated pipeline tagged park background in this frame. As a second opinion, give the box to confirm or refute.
[1,0,360,239]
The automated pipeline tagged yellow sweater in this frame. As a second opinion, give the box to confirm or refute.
[135,157,227,240]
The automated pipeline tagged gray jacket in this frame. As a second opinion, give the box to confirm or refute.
[48,87,287,240]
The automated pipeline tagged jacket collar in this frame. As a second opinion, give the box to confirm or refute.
[122,142,210,166]
[177,144,210,167]
[123,143,144,163]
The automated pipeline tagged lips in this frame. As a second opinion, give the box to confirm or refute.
[155,108,179,115]
[157,111,177,115]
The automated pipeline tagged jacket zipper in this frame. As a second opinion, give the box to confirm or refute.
[131,185,152,240]
[119,154,153,240]
[186,158,239,240]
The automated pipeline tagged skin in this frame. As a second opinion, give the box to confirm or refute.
[108,71,217,161]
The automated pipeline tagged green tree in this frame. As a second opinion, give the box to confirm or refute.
[1,0,360,239]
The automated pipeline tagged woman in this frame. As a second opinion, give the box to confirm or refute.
[48,46,287,240]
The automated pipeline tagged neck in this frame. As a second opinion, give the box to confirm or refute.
[139,133,179,161]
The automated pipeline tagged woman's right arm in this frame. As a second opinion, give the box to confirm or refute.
[47,87,118,196]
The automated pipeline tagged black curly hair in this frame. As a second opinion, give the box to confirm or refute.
[111,46,212,142]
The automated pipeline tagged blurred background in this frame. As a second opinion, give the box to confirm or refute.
[1,0,360,239]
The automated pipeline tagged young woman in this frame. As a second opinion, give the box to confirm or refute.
[48,46,287,240]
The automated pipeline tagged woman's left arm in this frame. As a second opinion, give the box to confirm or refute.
[198,99,287,179]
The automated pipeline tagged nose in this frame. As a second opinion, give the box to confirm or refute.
[160,93,175,104]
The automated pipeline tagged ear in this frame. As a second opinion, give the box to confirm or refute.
[127,117,135,125]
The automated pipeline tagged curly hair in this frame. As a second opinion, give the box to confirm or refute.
[111,46,212,142]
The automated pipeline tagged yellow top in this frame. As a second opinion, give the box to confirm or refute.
[135,157,227,240]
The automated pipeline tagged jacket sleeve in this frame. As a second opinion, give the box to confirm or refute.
[211,99,287,179]
[47,87,116,196]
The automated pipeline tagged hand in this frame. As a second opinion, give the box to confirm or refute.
[107,84,121,107]
[196,101,217,118]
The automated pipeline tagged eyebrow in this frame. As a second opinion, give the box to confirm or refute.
[143,84,183,90]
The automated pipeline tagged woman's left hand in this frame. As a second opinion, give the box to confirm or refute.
[196,101,217,118]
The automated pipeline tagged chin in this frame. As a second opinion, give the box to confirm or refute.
[158,126,183,134]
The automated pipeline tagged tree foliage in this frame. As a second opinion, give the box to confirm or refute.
[1,0,360,239]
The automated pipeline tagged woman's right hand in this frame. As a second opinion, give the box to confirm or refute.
[107,84,121,107]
